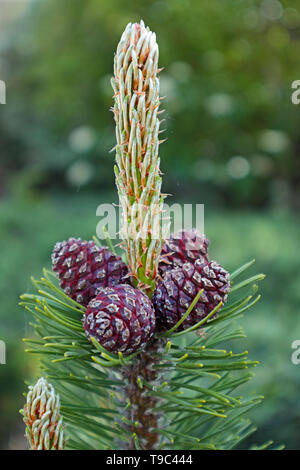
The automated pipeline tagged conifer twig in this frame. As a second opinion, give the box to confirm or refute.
[112,20,167,293]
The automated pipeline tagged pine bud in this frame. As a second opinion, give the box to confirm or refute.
[112,21,167,292]
[20,377,65,450]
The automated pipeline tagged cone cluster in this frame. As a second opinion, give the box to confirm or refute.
[52,228,230,354]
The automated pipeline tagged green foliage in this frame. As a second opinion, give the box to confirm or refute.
[20,257,272,450]
[0,341,30,449]
[1,0,300,208]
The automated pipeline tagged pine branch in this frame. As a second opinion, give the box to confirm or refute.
[19,20,277,452]
[21,259,265,449]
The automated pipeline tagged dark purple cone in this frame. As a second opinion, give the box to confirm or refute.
[83,285,156,355]
[159,229,210,275]
[153,260,230,331]
[52,238,130,307]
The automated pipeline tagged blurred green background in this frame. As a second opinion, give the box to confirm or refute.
[1,0,300,450]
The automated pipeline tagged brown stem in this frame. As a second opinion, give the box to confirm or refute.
[119,336,166,450]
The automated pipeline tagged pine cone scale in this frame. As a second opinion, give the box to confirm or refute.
[159,229,210,275]
[83,285,156,355]
[153,260,230,331]
[52,238,130,306]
